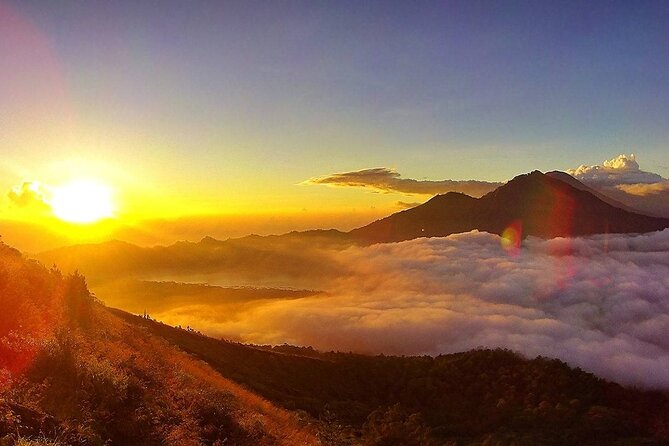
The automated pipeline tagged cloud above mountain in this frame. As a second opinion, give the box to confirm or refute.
[306,167,502,197]
[7,181,51,208]
[153,229,669,389]
[567,154,669,217]
[568,154,664,186]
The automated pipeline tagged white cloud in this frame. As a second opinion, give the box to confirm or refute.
[602,154,641,170]
[567,154,669,217]
[153,229,669,389]
[568,154,662,186]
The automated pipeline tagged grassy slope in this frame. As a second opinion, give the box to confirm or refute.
[0,245,319,446]
[113,309,669,445]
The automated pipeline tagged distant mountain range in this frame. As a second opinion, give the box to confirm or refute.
[349,170,669,243]
[34,170,669,285]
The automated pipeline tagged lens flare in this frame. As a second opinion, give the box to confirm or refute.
[501,220,522,255]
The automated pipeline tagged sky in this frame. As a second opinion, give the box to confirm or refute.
[2,0,669,247]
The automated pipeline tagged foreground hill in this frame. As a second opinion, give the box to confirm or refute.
[5,241,669,444]
[0,244,319,445]
[114,309,669,446]
[350,171,669,243]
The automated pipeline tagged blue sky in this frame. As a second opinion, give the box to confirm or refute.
[2,0,669,218]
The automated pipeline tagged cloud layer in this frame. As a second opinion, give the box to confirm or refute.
[306,167,502,197]
[568,154,669,217]
[152,229,669,389]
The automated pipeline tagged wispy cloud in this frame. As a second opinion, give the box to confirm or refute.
[305,167,502,197]
[395,201,422,209]
[616,182,669,196]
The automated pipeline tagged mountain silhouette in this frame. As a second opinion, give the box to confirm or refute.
[349,171,669,243]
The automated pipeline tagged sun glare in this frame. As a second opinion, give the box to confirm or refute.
[51,179,115,224]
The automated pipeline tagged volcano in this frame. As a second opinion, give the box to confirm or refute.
[349,171,669,243]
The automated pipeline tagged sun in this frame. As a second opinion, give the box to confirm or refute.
[50,179,115,224]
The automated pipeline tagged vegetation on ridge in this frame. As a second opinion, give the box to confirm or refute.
[0,242,317,445]
[115,304,669,446]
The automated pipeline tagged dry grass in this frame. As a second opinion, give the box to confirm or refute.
[15,436,64,446]
[0,246,322,445]
[79,306,321,445]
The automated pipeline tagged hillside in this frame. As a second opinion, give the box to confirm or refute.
[0,243,319,445]
[350,171,669,243]
[4,240,669,444]
[114,309,669,446]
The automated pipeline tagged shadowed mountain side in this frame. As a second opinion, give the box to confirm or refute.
[111,308,669,445]
[349,171,669,243]
[545,171,639,214]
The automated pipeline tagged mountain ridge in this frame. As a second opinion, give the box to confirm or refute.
[33,170,669,284]
[349,170,669,243]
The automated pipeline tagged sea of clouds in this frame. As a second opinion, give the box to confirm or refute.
[156,229,669,388]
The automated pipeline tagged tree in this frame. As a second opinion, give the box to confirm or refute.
[362,404,438,446]
[64,271,96,326]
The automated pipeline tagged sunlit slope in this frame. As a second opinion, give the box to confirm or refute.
[0,245,319,445]
[115,309,669,445]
